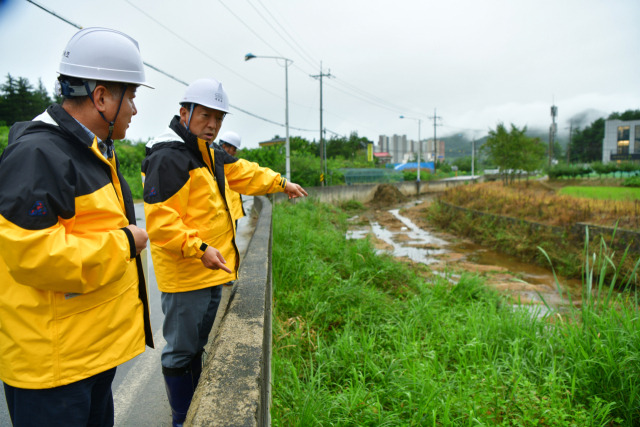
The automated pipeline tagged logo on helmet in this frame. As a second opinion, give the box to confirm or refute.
[215,93,224,103]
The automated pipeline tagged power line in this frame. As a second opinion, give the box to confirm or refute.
[217,0,287,60]
[128,0,320,114]
[25,0,318,133]
[25,0,81,29]
[250,0,319,70]
[125,0,284,100]
[330,77,411,114]
[243,0,318,71]
[226,0,424,120]
[323,78,403,115]
[133,0,422,132]
[27,0,432,140]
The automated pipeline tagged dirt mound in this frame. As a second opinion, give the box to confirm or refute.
[369,184,408,208]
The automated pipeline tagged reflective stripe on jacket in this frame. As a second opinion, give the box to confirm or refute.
[0,104,153,389]
[142,116,286,293]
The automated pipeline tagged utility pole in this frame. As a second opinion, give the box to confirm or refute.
[311,62,332,186]
[549,104,558,167]
[566,123,572,163]
[471,137,475,178]
[429,108,442,173]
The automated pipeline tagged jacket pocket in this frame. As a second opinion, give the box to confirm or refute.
[53,263,138,319]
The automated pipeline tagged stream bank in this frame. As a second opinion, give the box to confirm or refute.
[347,196,583,314]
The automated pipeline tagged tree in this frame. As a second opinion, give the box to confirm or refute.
[0,125,9,155]
[326,132,370,160]
[482,123,546,185]
[569,118,605,163]
[452,156,472,172]
[0,74,56,126]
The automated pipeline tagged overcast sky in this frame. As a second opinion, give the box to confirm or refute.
[1,0,639,149]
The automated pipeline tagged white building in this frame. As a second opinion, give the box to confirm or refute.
[602,119,640,163]
[378,134,433,163]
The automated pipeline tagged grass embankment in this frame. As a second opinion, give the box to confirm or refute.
[271,199,640,426]
[438,181,638,231]
[430,181,639,279]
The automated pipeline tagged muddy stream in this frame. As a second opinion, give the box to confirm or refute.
[347,197,583,316]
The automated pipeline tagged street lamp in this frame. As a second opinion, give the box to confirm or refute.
[244,53,293,181]
[399,115,422,182]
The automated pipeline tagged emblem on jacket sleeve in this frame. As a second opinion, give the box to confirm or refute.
[28,201,48,216]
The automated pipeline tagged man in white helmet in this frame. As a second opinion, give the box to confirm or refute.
[216,130,245,225]
[0,27,153,426]
[217,130,241,156]
[142,77,307,427]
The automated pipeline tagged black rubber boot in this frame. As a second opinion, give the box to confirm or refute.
[163,367,196,427]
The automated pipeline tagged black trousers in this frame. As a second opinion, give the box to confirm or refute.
[4,367,116,427]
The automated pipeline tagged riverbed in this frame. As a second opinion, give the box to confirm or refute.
[347,198,583,315]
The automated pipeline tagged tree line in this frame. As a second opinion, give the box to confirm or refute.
[0,74,61,127]
[1,74,638,189]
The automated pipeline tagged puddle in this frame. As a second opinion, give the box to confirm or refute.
[346,229,369,240]
[370,220,447,265]
[347,204,583,315]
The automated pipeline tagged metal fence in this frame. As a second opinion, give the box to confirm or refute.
[340,168,404,185]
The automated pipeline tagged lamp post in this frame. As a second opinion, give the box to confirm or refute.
[399,115,422,182]
[471,137,475,179]
[245,53,292,181]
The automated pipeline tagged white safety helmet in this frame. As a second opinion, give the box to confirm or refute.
[181,78,230,113]
[58,27,153,88]
[219,131,241,149]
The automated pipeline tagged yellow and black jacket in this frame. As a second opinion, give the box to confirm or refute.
[226,175,246,222]
[211,142,245,222]
[229,187,245,222]
[142,116,286,292]
[0,104,153,389]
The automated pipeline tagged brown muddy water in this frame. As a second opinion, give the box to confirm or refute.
[347,198,583,316]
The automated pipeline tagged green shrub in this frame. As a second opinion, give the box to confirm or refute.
[622,176,640,187]
[0,125,8,155]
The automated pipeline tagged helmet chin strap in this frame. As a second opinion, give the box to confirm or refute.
[186,103,195,130]
[84,81,128,157]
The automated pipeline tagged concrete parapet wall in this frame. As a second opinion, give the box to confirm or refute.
[187,196,272,426]
[273,182,379,204]
[272,177,475,204]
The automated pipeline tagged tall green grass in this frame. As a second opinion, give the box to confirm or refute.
[272,200,640,425]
